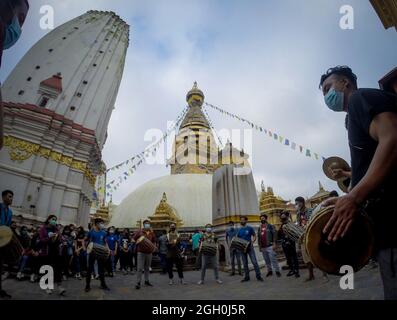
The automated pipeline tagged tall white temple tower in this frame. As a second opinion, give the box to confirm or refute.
[0,10,129,226]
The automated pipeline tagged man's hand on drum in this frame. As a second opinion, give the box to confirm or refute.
[323,194,359,242]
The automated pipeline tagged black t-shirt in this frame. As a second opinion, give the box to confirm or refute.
[347,88,397,249]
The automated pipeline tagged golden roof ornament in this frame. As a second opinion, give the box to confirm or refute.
[186,81,205,107]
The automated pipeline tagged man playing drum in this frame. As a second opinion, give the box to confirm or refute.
[237,216,264,282]
[258,213,281,278]
[225,221,242,276]
[319,66,397,299]
[85,218,110,292]
[166,223,186,285]
[133,219,157,290]
[198,223,222,285]
[0,189,14,298]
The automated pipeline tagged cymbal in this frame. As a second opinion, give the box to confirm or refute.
[322,156,350,181]
[337,178,350,193]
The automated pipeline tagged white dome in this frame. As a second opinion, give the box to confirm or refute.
[109,174,213,228]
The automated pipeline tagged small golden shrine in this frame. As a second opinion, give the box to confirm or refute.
[307,181,331,208]
[93,205,110,225]
[259,181,289,230]
[147,192,183,229]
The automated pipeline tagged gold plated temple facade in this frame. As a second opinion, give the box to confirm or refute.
[307,181,331,208]
[147,192,183,229]
[370,0,397,31]
[259,182,290,230]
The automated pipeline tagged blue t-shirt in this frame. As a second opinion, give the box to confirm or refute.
[106,234,118,251]
[191,233,202,250]
[226,227,239,242]
[88,229,107,246]
[0,203,12,226]
[237,225,255,242]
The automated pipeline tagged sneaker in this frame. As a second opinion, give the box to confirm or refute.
[169,279,174,285]
[295,273,300,278]
[30,274,36,283]
[287,270,295,277]
[135,283,141,290]
[257,277,264,282]
[46,289,53,295]
[85,286,91,292]
[180,278,187,285]
[144,281,153,287]
[197,280,204,285]
[91,275,95,280]
[241,278,250,282]
[266,271,273,277]
[58,286,66,296]
[16,272,24,280]
[62,275,67,281]
[1,272,9,281]
[216,279,223,284]
[276,272,282,277]
[123,270,128,275]
[94,275,99,280]
[75,273,82,280]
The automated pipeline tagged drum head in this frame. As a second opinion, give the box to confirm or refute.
[323,157,350,181]
[0,226,13,248]
[87,242,94,254]
[305,207,374,275]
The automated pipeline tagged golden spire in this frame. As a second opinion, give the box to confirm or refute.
[186,81,205,107]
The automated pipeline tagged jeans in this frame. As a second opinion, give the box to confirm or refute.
[158,253,167,273]
[241,244,262,279]
[18,255,29,273]
[261,246,280,273]
[166,256,184,279]
[75,251,87,273]
[201,254,219,281]
[193,248,202,269]
[108,251,116,273]
[136,252,152,284]
[229,248,242,273]
[377,248,397,300]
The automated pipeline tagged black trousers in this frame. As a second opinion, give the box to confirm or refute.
[120,251,131,271]
[86,254,106,287]
[282,242,299,273]
[166,256,184,279]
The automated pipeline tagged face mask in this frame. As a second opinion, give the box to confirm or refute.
[3,15,22,50]
[144,224,150,229]
[240,222,246,226]
[170,228,176,232]
[261,220,267,224]
[324,88,345,112]
[99,223,105,229]
[49,219,57,226]
[206,228,212,232]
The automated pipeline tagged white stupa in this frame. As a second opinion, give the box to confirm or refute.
[0,11,130,226]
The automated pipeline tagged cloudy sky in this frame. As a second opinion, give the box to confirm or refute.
[1,0,396,205]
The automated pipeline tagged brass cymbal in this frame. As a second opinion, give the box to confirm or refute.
[322,156,350,181]
[337,178,350,193]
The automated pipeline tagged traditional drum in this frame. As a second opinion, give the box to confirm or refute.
[282,222,305,242]
[136,235,157,254]
[201,242,217,256]
[305,206,374,275]
[230,237,250,253]
[87,242,110,261]
[0,226,23,265]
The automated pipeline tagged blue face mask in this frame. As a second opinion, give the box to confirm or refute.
[3,15,22,50]
[324,88,345,112]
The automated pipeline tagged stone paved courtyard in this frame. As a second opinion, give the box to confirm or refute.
[1,264,383,300]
